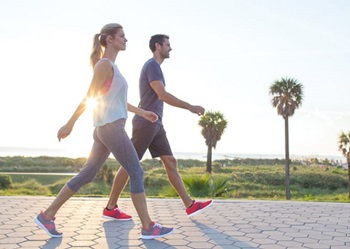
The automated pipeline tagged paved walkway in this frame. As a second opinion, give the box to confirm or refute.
[0,196,349,249]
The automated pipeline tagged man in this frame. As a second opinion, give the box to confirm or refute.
[102,34,212,221]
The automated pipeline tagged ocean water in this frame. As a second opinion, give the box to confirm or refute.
[0,146,344,162]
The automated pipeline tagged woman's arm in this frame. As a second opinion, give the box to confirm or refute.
[57,60,112,141]
[127,103,158,123]
[57,97,88,141]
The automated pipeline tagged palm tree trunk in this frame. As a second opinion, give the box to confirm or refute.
[206,144,212,174]
[284,116,291,200]
[347,158,350,199]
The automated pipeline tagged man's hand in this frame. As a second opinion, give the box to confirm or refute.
[189,105,205,116]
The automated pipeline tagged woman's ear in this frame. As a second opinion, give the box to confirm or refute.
[107,34,114,43]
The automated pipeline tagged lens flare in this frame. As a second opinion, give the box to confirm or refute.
[85,97,97,110]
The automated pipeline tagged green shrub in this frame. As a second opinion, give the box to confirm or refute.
[144,175,168,188]
[212,163,221,172]
[141,159,163,171]
[292,173,347,190]
[254,172,285,186]
[0,174,12,189]
[183,174,211,197]
[13,179,51,195]
[240,172,255,182]
[177,159,204,168]
[76,181,111,196]
[96,164,115,184]
[159,185,178,197]
[211,176,231,197]
[48,179,67,194]
[0,156,87,172]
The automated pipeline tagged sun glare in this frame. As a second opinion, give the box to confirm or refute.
[85,97,97,111]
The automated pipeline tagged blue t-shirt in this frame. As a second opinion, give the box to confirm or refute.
[134,58,165,123]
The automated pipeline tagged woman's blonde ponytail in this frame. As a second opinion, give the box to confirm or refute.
[89,23,123,68]
[90,33,103,68]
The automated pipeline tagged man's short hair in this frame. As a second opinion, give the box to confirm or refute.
[149,34,169,52]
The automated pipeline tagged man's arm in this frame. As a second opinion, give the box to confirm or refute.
[150,80,205,115]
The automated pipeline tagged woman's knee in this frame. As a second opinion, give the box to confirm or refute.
[67,174,96,192]
[129,166,144,181]
[128,167,144,193]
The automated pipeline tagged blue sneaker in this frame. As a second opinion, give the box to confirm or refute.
[34,212,63,238]
[141,221,174,239]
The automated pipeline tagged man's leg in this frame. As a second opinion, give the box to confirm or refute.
[105,166,129,210]
[107,154,193,208]
[150,124,213,215]
[160,155,193,208]
[160,154,213,217]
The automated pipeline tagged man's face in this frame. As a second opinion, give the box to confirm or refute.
[159,39,172,59]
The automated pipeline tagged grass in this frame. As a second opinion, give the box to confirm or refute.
[8,174,73,185]
[0,156,349,202]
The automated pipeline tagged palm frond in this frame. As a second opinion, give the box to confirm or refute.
[183,174,211,197]
[338,131,350,159]
[269,77,304,118]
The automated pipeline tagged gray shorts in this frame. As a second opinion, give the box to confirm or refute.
[131,119,173,159]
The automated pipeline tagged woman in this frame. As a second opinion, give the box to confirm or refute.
[34,23,173,240]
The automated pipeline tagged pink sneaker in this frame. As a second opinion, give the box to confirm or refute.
[186,200,213,217]
[102,205,132,221]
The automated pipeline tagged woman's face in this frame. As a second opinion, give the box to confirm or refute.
[110,29,127,51]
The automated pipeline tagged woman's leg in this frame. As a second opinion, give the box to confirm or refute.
[43,129,110,219]
[97,120,152,229]
[105,119,154,209]
[42,183,76,220]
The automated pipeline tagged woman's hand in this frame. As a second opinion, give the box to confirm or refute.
[142,110,158,123]
[127,103,158,122]
[57,123,74,142]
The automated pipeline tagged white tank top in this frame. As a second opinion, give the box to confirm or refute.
[93,58,128,127]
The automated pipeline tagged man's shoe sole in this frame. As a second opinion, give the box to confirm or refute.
[102,215,132,221]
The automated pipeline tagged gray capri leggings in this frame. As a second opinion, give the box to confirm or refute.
[67,118,144,194]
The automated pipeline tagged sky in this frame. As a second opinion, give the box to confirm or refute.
[0,0,349,159]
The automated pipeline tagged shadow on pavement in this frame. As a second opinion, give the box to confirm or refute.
[143,239,177,249]
[193,220,253,248]
[103,219,135,248]
[103,220,176,248]
[41,237,62,249]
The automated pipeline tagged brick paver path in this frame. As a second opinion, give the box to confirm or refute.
[0,196,349,248]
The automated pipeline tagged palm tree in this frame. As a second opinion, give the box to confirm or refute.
[338,131,350,198]
[269,77,303,200]
[198,111,228,173]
